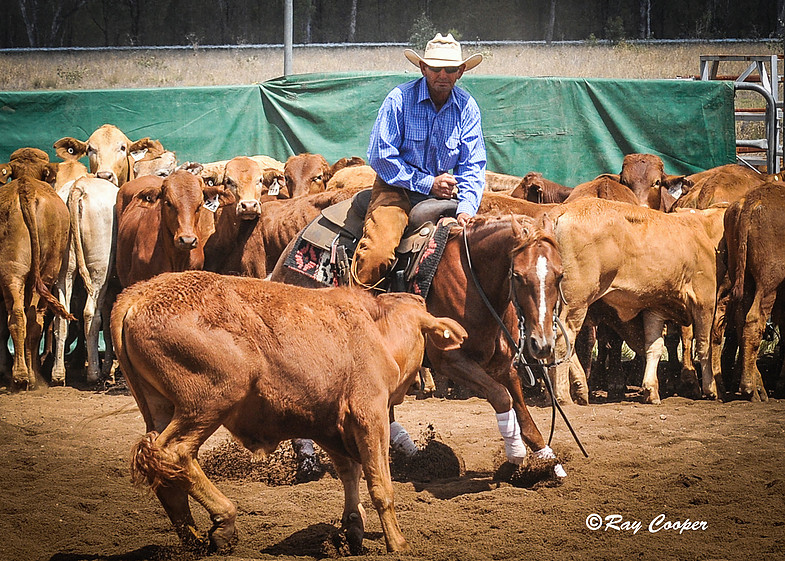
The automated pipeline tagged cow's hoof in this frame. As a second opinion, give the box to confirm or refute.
[208,520,237,554]
[642,388,661,405]
[344,512,365,556]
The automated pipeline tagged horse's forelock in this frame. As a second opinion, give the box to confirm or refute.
[510,216,558,254]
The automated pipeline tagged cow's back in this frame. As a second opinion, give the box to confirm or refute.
[555,198,720,323]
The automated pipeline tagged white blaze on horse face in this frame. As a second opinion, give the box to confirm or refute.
[536,255,548,329]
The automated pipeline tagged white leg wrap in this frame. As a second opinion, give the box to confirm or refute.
[390,421,418,457]
[534,445,567,478]
[496,409,527,465]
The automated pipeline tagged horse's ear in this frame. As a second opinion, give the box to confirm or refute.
[539,212,555,235]
[510,214,528,237]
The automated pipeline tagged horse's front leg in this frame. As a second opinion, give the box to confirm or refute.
[503,366,567,478]
[430,348,527,464]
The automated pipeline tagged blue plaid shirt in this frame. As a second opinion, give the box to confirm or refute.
[367,77,487,216]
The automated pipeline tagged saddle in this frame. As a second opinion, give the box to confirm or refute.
[297,188,458,290]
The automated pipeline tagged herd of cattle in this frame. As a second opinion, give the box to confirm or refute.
[1,122,784,553]
[1,124,784,402]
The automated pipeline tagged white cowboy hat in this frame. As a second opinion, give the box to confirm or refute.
[404,33,483,71]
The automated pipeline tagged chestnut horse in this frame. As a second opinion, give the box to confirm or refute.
[271,213,567,475]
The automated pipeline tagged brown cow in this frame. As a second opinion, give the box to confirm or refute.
[54,124,164,187]
[114,170,233,287]
[0,174,72,389]
[283,153,333,198]
[672,164,771,210]
[550,198,726,405]
[510,171,573,203]
[613,153,686,210]
[112,271,465,554]
[2,147,59,186]
[563,175,640,205]
[719,182,785,401]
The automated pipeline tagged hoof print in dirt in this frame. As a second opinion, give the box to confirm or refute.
[390,425,463,482]
[494,455,562,488]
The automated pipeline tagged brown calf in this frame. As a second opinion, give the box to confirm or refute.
[114,170,232,287]
[111,271,465,554]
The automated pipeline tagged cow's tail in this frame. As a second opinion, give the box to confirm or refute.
[18,182,76,321]
[730,207,750,304]
[68,183,95,299]
[130,431,188,492]
[113,296,186,492]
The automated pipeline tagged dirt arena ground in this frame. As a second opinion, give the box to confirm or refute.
[1,379,783,561]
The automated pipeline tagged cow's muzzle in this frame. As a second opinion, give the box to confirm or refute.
[237,199,261,219]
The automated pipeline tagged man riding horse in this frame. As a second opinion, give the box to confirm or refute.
[351,32,486,290]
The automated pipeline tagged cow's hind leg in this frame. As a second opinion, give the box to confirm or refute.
[132,415,236,552]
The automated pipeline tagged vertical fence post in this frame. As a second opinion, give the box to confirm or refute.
[284,0,293,77]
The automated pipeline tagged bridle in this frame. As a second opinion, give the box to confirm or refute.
[462,227,588,457]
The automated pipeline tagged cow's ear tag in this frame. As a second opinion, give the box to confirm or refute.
[267,181,280,197]
[203,194,221,212]
[131,148,148,162]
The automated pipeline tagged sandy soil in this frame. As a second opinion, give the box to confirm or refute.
[1,381,783,561]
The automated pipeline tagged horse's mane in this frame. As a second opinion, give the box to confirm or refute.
[466,213,558,253]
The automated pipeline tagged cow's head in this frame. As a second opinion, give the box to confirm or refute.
[618,153,688,210]
[5,147,58,186]
[54,124,162,187]
[222,156,264,220]
[284,153,332,198]
[363,292,466,389]
[511,172,546,203]
[133,140,177,178]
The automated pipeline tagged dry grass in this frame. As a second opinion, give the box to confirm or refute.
[1,41,780,91]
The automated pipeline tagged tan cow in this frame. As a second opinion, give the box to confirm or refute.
[550,198,726,405]
[52,176,119,385]
[610,153,686,210]
[0,173,72,388]
[112,271,465,554]
[54,124,165,187]
[672,164,772,210]
[203,157,270,277]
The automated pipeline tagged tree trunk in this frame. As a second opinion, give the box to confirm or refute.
[348,0,358,42]
[19,0,39,47]
[639,0,651,39]
[545,0,556,44]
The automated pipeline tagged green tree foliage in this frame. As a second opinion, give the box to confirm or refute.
[408,12,437,50]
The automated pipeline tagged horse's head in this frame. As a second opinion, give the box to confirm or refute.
[509,215,563,360]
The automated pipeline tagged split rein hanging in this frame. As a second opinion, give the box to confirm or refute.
[461,227,588,458]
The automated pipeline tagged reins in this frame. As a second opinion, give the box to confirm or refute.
[462,226,588,458]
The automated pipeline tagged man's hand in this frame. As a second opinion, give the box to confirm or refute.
[456,212,471,227]
[431,173,458,199]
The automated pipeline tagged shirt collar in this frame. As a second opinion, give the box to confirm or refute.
[416,77,456,110]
